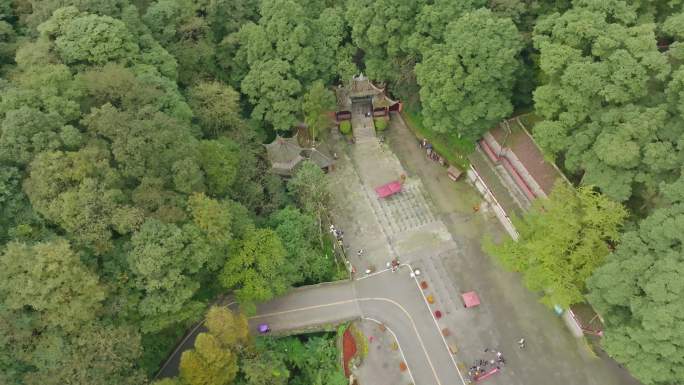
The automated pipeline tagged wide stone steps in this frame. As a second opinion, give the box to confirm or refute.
[364,181,437,237]
[419,252,466,323]
[352,117,376,139]
[365,185,400,236]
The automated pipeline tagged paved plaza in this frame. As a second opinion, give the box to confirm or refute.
[157,110,641,385]
[325,112,640,385]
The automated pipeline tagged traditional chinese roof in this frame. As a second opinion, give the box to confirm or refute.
[302,147,333,169]
[336,74,398,112]
[264,134,304,176]
[305,140,334,169]
[489,122,564,196]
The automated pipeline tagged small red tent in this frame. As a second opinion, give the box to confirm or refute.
[375,181,403,198]
[461,291,481,308]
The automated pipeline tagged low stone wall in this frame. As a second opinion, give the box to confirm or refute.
[467,165,519,240]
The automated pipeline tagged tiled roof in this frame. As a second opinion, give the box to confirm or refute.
[489,122,561,196]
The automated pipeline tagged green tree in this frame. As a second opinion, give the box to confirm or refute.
[270,206,333,284]
[532,4,672,203]
[205,0,259,40]
[0,239,106,331]
[24,147,142,254]
[198,138,241,197]
[0,107,64,166]
[38,7,139,67]
[302,80,335,142]
[187,192,233,270]
[188,193,232,246]
[82,104,198,183]
[78,63,192,121]
[415,9,523,140]
[287,160,329,217]
[0,63,83,122]
[0,20,17,67]
[0,166,38,243]
[179,333,238,385]
[21,323,145,385]
[296,336,347,385]
[587,202,684,385]
[241,59,302,131]
[188,81,244,138]
[241,350,289,385]
[205,306,250,349]
[408,0,485,54]
[219,227,288,309]
[234,0,350,130]
[172,158,206,194]
[128,219,209,332]
[485,182,627,307]
[345,0,424,85]
[142,0,218,85]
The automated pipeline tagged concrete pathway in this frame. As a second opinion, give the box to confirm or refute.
[383,112,641,385]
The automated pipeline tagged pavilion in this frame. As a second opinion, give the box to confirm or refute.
[264,133,334,176]
[335,74,401,121]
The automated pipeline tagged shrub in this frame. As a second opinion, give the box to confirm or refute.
[339,120,351,134]
[374,118,387,131]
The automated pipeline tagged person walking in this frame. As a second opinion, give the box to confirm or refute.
[518,338,525,349]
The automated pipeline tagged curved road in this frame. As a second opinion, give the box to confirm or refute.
[249,265,465,385]
[157,265,464,385]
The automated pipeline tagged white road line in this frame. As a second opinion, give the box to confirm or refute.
[355,267,391,280]
[402,262,468,385]
[246,294,443,385]
[363,316,417,385]
[358,297,442,385]
[248,299,357,319]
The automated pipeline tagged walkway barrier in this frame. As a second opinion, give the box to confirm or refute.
[467,165,519,240]
[324,213,353,280]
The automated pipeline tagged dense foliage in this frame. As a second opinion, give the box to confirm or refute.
[0,1,341,384]
[157,306,344,385]
[485,182,627,308]
[1,0,683,384]
[416,8,522,139]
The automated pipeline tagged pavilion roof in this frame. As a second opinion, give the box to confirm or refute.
[372,94,399,109]
[264,134,304,176]
[302,143,334,169]
[489,122,565,196]
[336,74,392,112]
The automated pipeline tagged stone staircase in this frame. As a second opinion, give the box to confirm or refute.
[352,116,376,143]
[417,252,469,327]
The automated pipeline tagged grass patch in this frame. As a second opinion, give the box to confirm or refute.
[339,120,351,135]
[374,118,388,131]
[401,107,474,170]
[349,323,368,360]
